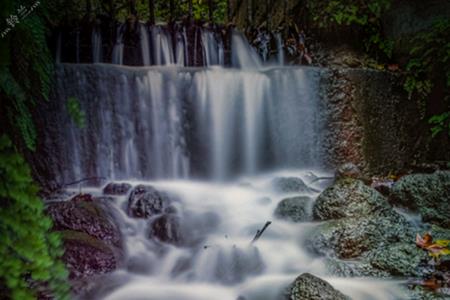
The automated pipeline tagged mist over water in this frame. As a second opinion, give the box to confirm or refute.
[73,171,408,300]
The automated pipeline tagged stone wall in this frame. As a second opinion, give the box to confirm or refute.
[324,67,449,175]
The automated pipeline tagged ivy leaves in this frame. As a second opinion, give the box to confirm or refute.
[67,97,86,129]
[0,135,70,300]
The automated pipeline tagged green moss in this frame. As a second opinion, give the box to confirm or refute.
[59,230,113,254]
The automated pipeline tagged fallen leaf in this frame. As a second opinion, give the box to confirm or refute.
[417,233,433,248]
[422,277,441,290]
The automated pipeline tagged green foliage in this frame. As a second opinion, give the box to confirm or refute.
[0,0,54,150]
[429,112,450,138]
[67,97,86,128]
[47,0,228,24]
[403,19,450,133]
[307,0,393,59]
[0,135,70,300]
[404,19,450,101]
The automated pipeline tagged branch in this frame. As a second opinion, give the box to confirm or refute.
[251,221,272,244]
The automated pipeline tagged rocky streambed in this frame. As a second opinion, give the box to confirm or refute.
[44,168,450,299]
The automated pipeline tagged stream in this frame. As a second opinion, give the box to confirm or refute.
[47,26,415,300]
[69,170,410,300]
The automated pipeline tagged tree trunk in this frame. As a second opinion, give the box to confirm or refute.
[227,0,231,22]
[169,0,175,21]
[266,0,271,30]
[129,0,137,16]
[247,0,253,27]
[86,0,92,16]
[208,0,214,22]
[149,0,155,24]
[188,0,193,19]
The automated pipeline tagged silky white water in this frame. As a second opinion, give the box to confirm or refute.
[48,28,412,300]
[73,170,409,300]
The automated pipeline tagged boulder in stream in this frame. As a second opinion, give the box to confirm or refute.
[288,273,350,300]
[46,194,123,280]
[308,213,413,259]
[390,171,450,228]
[103,182,132,195]
[365,242,429,277]
[313,178,392,221]
[274,196,312,222]
[271,177,318,194]
[127,185,172,218]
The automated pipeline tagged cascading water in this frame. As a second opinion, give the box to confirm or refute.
[48,64,325,183]
[275,33,285,66]
[140,24,151,66]
[46,27,410,300]
[112,24,125,65]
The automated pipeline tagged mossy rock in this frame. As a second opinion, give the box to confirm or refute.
[365,243,429,277]
[59,230,123,280]
[308,214,413,259]
[313,178,391,221]
[46,194,122,248]
[274,196,312,222]
[324,258,389,278]
[390,171,450,228]
[288,273,350,300]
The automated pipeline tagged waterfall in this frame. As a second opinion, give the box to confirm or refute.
[175,31,186,66]
[231,30,262,69]
[139,24,151,66]
[275,33,285,65]
[152,26,175,65]
[92,27,103,63]
[43,24,409,300]
[201,30,224,66]
[45,64,325,183]
[112,24,125,65]
[56,25,269,68]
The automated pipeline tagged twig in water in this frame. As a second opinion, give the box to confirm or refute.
[251,221,272,244]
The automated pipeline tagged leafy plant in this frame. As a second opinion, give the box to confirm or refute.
[403,18,450,128]
[0,135,70,300]
[306,0,393,59]
[0,0,54,150]
[67,97,86,128]
[429,112,450,138]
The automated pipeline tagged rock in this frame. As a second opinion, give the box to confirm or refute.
[103,182,132,195]
[335,163,361,180]
[61,230,121,280]
[407,286,448,300]
[127,185,171,218]
[308,214,413,259]
[390,171,450,228]
[288,273,350,300]
[370,178,395,197]
[271,177,317,194]
[149,214,183,246]
[325,258,389,278]
[149,211,220,247]
[46,194,122,247]
[313,179,392,221]
[274,196,312,222]
[212,245,264,285]
[46,194,123,280]
[366,243,429,277]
